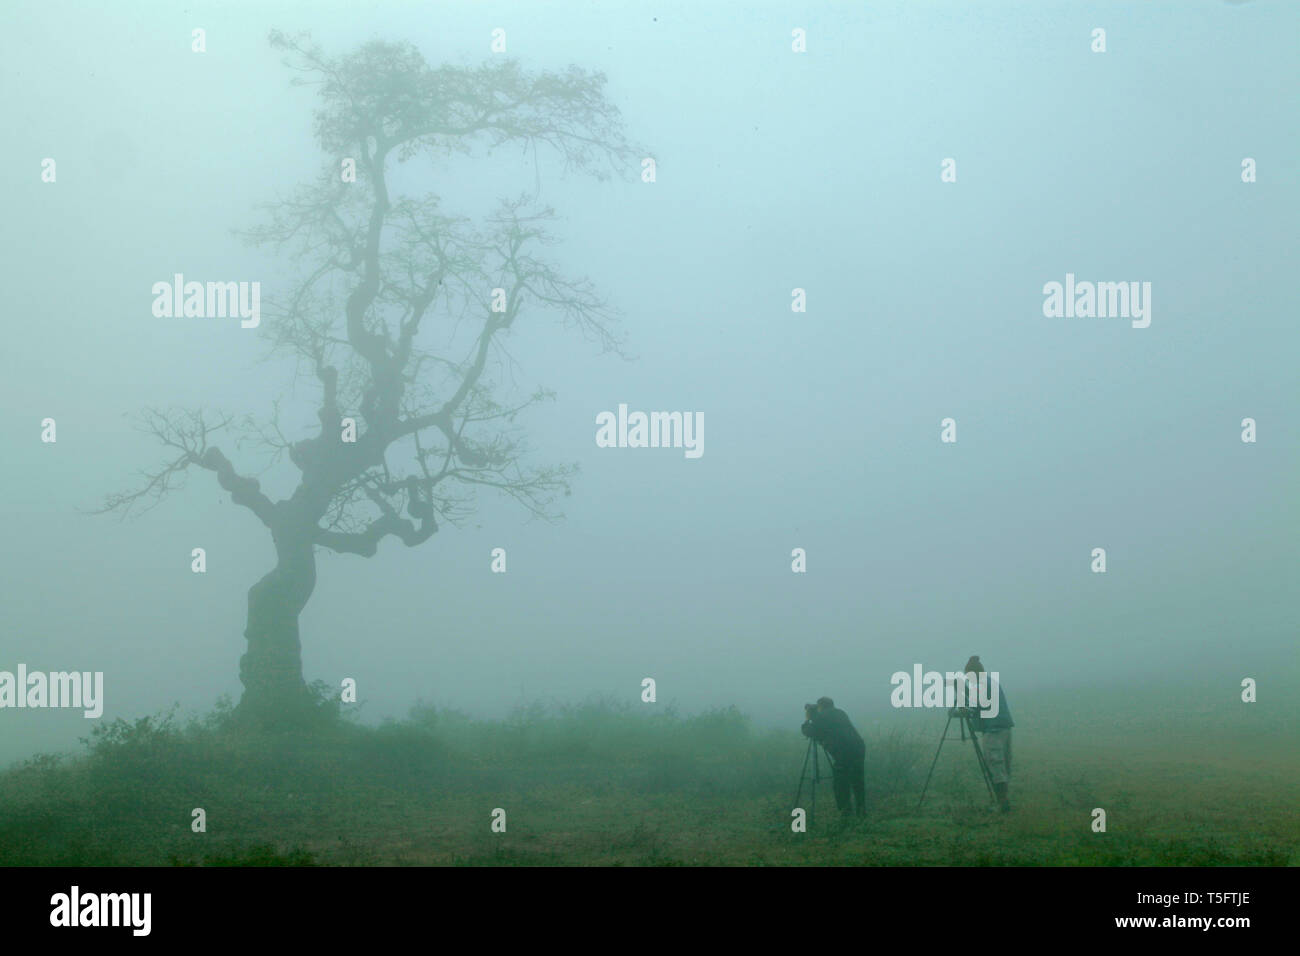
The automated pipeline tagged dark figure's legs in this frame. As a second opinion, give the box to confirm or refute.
[832,765,852,814]
[849,755,867,816]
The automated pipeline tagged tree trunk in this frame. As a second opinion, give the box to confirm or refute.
[236,529,317,728]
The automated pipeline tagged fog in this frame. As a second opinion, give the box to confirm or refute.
[2,0,1296,768]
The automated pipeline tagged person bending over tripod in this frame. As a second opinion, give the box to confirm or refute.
[801,697,867,818]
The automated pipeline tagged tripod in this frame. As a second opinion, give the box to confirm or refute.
[917,708,996,808]
[793,736,837,825]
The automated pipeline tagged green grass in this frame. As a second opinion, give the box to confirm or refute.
[0,695,1294,866]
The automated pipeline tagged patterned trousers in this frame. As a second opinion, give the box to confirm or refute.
[980,728,1012,784]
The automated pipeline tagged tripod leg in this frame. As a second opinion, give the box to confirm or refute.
[966,719,997,800]
[794,738,814,810]
[917,715,954,808]
[811,742,819,824]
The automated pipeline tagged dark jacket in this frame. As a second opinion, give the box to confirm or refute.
[801,707,866,763]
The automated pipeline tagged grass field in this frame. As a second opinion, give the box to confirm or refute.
[1,695,1295,866]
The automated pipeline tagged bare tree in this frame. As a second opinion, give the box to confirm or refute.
[100,32,641,727]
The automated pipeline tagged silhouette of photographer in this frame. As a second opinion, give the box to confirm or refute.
[801,696,867,818]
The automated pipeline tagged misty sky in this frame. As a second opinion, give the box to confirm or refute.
[2,1,1296,764]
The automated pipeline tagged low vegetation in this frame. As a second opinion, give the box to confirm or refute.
[1,692,1293,866]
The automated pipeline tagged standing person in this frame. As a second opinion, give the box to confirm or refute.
[801,696,867,818]
[963,656,1014,812]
